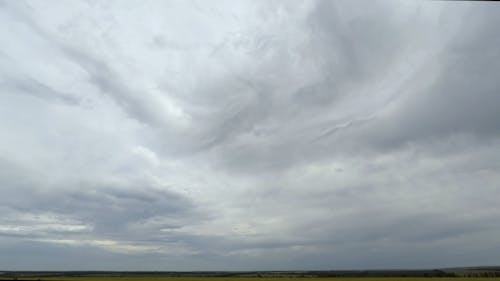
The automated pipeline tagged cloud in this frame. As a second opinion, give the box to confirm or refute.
[0,0,499,270]
[0,76,80,105]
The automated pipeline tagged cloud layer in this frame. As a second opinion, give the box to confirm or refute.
[1,0,500,270]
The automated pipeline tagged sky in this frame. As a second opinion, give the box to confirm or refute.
[1,0,500,271]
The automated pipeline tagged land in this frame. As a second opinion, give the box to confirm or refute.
[1,267,500,279]
[2,278,500,281]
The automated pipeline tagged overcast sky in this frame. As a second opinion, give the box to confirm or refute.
[1,0,500,271]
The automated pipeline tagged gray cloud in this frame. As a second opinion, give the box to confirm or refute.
[0,0,499,270]
[0,76,80,105]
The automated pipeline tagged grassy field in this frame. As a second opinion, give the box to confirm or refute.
[2,277,500,281]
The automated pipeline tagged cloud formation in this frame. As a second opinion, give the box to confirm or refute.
[1,0,500,270]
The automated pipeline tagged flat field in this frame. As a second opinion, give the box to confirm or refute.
[2,277,500,281]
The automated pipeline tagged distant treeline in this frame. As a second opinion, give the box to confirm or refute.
[1,267,500,278]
